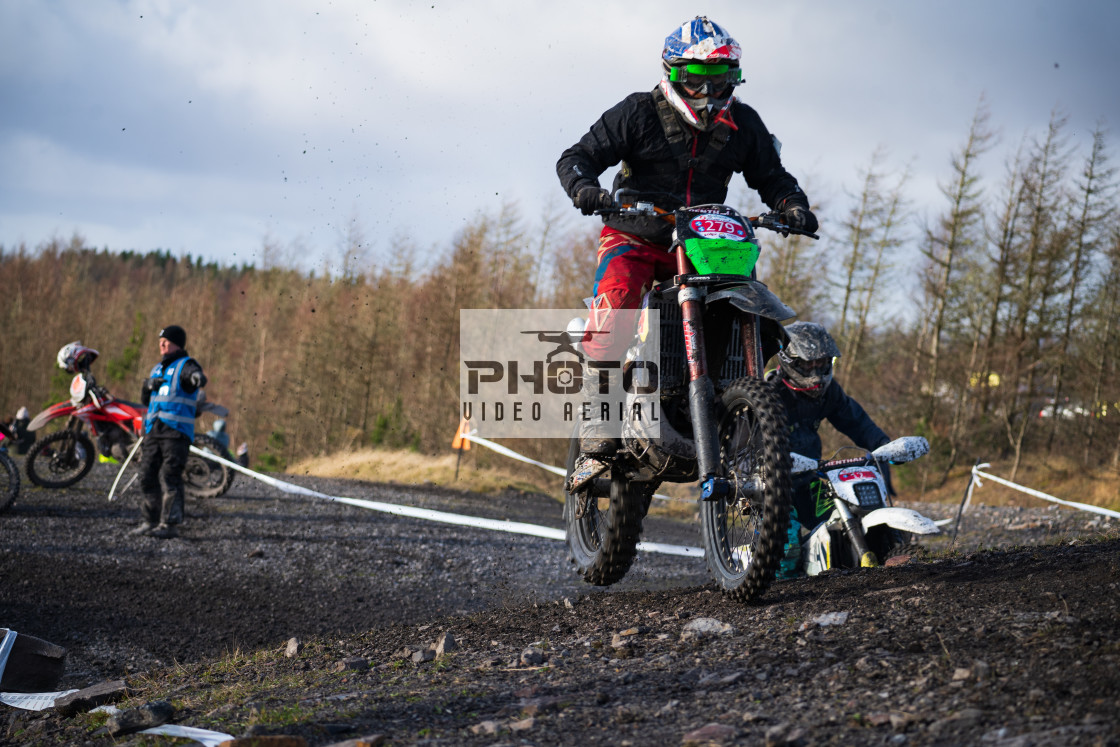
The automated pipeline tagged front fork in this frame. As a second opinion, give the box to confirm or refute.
[676,246,760,502]
[834,501,879,568]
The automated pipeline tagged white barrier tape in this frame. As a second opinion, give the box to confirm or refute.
[107,435,144,502]
[461,431,682,503]
[636,540,704,558]
[89,705,234,745]
[0,689,78,711]
[459,433,565,478]
[971,463,1120,520]
[187,446,704,557]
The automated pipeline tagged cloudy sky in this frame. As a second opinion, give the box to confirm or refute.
[2,0,1118,274]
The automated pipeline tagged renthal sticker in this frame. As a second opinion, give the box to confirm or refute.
[838,468,877,482]
[689,214,746,240]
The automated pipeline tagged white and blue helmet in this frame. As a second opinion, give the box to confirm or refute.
[659,16,743,131]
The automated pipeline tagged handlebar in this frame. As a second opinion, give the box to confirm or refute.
[593,190,819,240]
[791,447,875,476]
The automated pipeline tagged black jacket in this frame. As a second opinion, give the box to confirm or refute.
[557,88,808,245]
[768,372,889,461]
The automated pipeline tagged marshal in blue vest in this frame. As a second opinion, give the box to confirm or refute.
[145,356,199,440]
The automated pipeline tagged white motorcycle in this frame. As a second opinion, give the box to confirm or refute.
[790,436,939,576]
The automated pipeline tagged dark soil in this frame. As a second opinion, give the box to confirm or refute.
[2,458,1118,746]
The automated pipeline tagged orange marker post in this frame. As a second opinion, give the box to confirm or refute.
[452,418,471,479]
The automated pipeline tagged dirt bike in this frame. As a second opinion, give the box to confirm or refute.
[0,423,20,514]
[564,192,817,601]
[790,436,940,575]
[25,345,235,498]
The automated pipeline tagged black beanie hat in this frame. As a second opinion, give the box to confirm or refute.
[159,325,187,349]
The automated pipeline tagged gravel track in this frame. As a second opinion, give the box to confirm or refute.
[1,457,1118,746]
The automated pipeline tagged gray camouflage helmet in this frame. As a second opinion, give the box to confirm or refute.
[777,322,840,397]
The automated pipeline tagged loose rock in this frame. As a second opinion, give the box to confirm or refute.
[105,700,174,736]
[681,617,735,640]
[54,679,129,717]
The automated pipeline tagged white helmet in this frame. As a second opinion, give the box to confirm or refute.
[57,342,99,373]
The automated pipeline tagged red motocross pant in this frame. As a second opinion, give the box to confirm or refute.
[583,227,676,361]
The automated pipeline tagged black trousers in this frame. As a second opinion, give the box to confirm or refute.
[137,433,190,525]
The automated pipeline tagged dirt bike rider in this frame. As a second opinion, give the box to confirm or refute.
[131,325,207,539]
[768,322,891,578]
[557,16,817,466]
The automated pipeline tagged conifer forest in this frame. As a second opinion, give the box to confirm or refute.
[2,108,1119,502]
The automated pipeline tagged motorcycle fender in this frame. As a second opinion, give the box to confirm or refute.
[27,402,77,432]
[706,282,797,322]
[861,507,940,535]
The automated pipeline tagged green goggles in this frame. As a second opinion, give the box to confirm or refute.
[668,63,742,83]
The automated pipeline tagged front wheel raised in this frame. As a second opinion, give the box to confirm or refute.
[699,377,791,602]
[26,430,95,489]
[563,434,646,586]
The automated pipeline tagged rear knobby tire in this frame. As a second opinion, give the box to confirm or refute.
[700,377,792,602]
[0,451,19,513]
[26,430,95,489]
[184,434,236,499]
[563,433,645,586]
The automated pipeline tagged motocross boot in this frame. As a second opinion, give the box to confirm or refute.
[578,361,620,456]
[568,364,618,493]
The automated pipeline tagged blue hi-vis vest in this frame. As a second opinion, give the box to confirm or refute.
[145,356,198,440]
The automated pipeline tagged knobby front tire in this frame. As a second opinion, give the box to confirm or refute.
[26,431,96,489]
[700,377,792,602]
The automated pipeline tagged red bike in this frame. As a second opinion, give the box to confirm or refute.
[25,343,235,497]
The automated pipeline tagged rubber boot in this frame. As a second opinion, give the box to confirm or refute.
[129,521,155,536]
[152,489,184,539]
[132,492,161,536]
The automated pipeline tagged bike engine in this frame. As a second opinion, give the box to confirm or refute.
[97,425,132,461]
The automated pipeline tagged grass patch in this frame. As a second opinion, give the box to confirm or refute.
[290,448,560,497]
[912,454,1120,512]
[290,448,747,522]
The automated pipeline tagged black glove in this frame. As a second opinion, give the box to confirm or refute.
[186,370,207,390]
[781,202,819,234]
[143,376,163,394]
[574,186,613,216]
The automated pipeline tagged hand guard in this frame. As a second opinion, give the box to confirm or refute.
[574,186,613,216]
